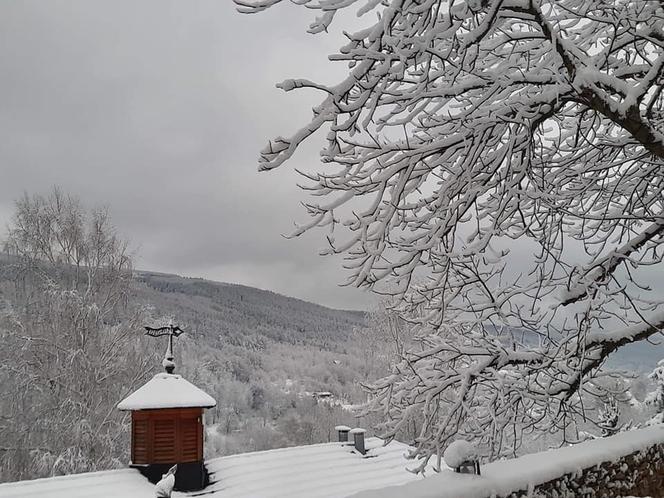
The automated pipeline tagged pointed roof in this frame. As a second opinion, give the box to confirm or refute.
[117,373,216,411]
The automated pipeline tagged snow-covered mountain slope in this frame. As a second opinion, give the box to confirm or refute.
[0,438,432,498]
[0,256,366,354]
[133,270,365,349]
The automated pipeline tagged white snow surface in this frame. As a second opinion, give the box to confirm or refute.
[7,427,663,498]
[0,438,433,498]
[0,469,155,498]
[117,373,216,410]
[155,472,175,497]
[201,437,433,498]
[351,425,664,498]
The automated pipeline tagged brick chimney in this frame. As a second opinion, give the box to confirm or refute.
[335,425,351,443]
[349,428,366,455]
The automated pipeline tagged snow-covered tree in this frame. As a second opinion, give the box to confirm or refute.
[597,398,620,437]
[353,304,409,380]
[239,0,664,469]
[0,188,153,480]
[645,359,664,426]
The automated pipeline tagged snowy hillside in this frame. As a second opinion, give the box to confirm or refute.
[133,270,365,349]
[0,256,374,482]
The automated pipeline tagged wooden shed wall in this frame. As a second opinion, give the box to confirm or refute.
[131,407,203,464]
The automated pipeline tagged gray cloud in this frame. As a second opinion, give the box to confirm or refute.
[0,0,376,310]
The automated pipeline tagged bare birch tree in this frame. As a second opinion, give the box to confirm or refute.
[238,0,664,469]
[0,188,152,480]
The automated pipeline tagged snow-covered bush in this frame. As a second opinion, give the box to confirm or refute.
[443,440,477,469]
[643,359,664,427]
[645,360,664,413]
[597,399,620,437]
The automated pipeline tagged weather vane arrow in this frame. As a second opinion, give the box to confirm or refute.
[145,320,184,374]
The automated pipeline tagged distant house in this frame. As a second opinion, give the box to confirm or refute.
[0,434,433,498]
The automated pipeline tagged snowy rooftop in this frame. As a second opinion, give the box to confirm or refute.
[200,437,433,498]
[117,373,216,411]
[0,469,155,498]
[5,427,664,498]
[0,438,432,498]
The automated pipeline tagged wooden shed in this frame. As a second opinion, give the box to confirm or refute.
[118,372,216,491]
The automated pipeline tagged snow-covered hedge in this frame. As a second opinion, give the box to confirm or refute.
[352,426,664,498]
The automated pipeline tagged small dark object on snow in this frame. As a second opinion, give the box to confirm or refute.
[455,460,481,475]
[444,440,480,475]
[349,428,366,455]
[335,425,351,443]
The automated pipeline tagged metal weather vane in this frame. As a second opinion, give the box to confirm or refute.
[145,319,184,374]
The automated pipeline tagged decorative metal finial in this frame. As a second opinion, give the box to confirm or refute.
[144,319,184,374]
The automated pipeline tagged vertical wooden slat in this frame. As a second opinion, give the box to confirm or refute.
[180,416,199,462]
[131,412,135,463]
[132,417,149,464]
[198,414,203,461]
[148,417,154,463]
[175,415,182,462]
[153,418,177,463]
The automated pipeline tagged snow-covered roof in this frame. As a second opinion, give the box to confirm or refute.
[117,373,216,410]
[201,437,432,498]
[0,438,432,498]
[6,427,664,498]
[0,469,155,498]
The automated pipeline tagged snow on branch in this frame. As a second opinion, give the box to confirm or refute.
[242,0,664,465]
[560,218,664,306]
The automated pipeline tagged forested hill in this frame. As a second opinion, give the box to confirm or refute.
[128,271,378,459]
[133,270,366,351]
[0,253,374,479]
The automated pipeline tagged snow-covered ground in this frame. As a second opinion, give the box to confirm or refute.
[0,437,433,498]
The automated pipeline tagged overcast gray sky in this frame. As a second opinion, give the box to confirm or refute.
[0,0,377,310]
